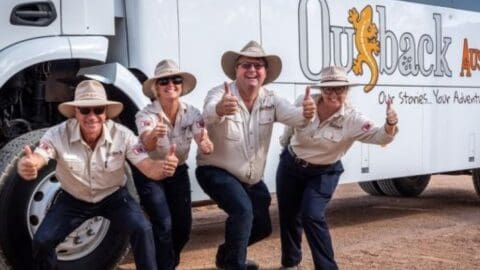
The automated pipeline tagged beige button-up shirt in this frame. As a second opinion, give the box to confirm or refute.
[35,119,148,203]
[135,100,203,164]
[197,82,308,184]
[280,94,397,165]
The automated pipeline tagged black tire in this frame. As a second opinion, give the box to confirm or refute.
[377,175,431,197]
[472,169,480,196]
[358,181,385,196]
[0,130,129,270]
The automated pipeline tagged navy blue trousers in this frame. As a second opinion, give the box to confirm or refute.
[276,148,343,270]
[133,164,192,270]
[196,166,272,270]
[32,187,157,270]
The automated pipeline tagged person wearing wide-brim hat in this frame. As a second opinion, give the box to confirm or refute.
[276,66,399,269]
[142,59,197,99]
[134,59,213,269]
[17,79,180,270]
[196,41,316,269]
[57,80,124,119]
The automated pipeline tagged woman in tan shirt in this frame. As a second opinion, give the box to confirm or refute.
[276,66,398,270]
[134,59,213,269]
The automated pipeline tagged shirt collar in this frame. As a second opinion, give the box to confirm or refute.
[151,100,187,123]
[103,121,113,143]
[68,119,81,143]
[232,81,265,111]
[314,94,346,121]
[68,119,112,145]
[232,81,265,98]
[152,100,187,113]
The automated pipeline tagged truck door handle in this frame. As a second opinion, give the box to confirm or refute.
[10,1,57,26]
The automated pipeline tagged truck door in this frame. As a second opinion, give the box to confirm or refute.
[60,0,114,36]
[0,0,60,51]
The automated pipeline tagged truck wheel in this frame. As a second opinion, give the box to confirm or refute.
[0,130,129,270]
[472,169,480,196]
[377,175,431,197]
[358,181,385,196]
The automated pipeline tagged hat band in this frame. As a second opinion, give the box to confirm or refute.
[76,98,107,101]
[321,79,349,83]
[243,48,264,53]
[155,69,179,74]
[240,51,266,57]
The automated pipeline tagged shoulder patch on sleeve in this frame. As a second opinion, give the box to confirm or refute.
[196,119,205,128]
[132,144,147,155]
[361,121,373,132]
[140,120,152,127]
[39,141,52,151]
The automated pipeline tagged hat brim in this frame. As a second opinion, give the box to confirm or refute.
[221,51,282,85]
[58,100,124,118]
[311,81,359,88]
[142,72,197,99]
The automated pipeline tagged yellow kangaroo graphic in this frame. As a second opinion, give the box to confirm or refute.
[348,5,380,92]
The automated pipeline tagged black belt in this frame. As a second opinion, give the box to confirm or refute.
[287,145,332,169]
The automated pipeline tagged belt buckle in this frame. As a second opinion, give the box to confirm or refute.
[295,157,309,168]
[301,159,309,168]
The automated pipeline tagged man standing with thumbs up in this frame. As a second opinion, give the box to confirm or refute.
[197,41,315,270]
[16,80,179,270]
[276,66,398,270]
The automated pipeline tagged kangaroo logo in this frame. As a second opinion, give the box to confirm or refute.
[348,5,380,92]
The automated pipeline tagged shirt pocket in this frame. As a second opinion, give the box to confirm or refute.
[64,156,85,176]
[259,109,275,124]
[104,155,125,173]
[294,124,316,144]
[180,123,194,143]
[258,109,275,145]
[322,127,343,143]
[174,126,193,159]
[224,114,243,141]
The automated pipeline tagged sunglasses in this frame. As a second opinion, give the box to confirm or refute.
[322,87,347,95]
[237,62,266,70]
[78,106,106,115]
[156,76,183,86]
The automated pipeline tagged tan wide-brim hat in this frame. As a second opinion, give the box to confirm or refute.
[142,59,197,99]
[58,80,123,118]
[221,40,282,85]
[312,66,358,88]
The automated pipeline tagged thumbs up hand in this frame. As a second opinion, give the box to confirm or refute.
[17,145,39,180]
[24,145,33,157]
[385,98,398,126]
[143,114,168,151]
[197,128,214,155]
[161,144,178,178]
[385,98,398,135]
[153,114,168,139]
[216,82,238,116]
[302,86,316,119]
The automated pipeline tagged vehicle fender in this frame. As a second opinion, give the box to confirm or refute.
[77,63,150,111]
[0,36,108,88]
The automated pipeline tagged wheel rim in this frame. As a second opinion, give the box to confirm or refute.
[26,171,110,261]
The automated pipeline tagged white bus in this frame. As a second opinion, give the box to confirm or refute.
[0,0,479,268]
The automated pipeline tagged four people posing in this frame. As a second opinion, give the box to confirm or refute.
[16,43,398,269]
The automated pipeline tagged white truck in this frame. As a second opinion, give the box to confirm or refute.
[1,0,480,268]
